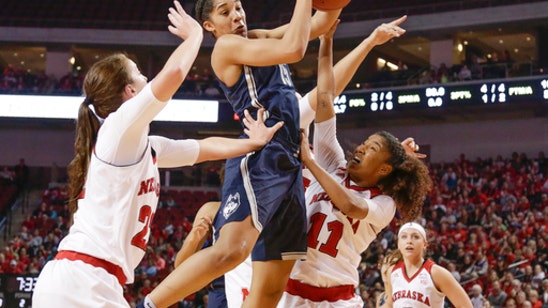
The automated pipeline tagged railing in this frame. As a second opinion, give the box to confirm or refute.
[0,61,542,98]
[261,0,545,28]
[1,0,545,30]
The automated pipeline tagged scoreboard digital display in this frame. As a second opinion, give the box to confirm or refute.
[333,75,548,114]
[0,274,38,307]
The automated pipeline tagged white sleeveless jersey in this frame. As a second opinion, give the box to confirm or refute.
[226,256,252,308]
[57,143,159,284]
[289,170,395,288]
[390,260,445,308]
[288,117,396,288]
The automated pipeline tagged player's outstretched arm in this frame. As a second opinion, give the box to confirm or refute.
[151,1,203,102]
[306,15,407,112]
[196,109,283,163]
[248,9,342,41]
[300,22,371,220]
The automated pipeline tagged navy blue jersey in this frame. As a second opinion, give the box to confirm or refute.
[217,64,301,147]
[213,64,307,261]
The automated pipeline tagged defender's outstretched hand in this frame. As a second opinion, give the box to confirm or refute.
[401,137,427,159]
[243,109,284,149]
[168,1,202,40]
[299,129,314,165]
[370,15,407,46]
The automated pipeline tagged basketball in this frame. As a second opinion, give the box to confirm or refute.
[313,0,351,11]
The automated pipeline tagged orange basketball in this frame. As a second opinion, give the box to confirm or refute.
[313,0,351,11]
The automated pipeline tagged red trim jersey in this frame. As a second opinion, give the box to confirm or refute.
[34,83,201,307]
[390,260,445,308]
[279,117,396,307]
[289,117,396,288]
[58,143,160,284]
[56,83,201,284]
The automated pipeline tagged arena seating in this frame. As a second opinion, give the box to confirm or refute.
[0,152,546,307]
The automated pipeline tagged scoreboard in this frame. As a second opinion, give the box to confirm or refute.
[333,75,548,115]
[0,274,38,308]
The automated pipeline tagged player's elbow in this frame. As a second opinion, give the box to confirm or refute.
[317,92,335,105]
[163,66,187,84]
[283,42,307,63]
[342,201,368,220]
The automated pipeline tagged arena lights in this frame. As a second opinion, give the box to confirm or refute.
[334,75,548,114]
[0,94,219,123]
[542,79,548,99]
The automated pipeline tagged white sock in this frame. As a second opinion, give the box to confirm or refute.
[144,295,158,308]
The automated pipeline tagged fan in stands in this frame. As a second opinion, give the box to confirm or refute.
[313,0,351,11]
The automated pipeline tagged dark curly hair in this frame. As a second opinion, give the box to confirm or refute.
[374,131,432,223]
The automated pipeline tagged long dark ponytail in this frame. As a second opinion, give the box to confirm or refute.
[67,54,132,223]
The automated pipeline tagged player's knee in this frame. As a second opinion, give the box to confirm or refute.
[262,285,285,299]
[245,286,285,307]
[213,243,250,268]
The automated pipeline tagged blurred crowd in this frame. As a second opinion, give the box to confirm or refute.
[0,150,546,307]
[0,65,83,95]
[1,48,537,100]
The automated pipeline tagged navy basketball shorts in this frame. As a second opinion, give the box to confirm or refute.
[207,276,227,308]
[214,141,307,261]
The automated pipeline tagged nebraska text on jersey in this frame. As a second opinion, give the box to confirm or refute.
[392,289,431,306]
[138,177,160,197]
[390,260,445,308]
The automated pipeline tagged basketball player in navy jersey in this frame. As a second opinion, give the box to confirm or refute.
[32,2,282,307]
[142,0,343,307]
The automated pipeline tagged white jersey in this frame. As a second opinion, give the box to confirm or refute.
[226,256,252,308]
[56,83,200,284]
[57,142,160,284]
[34,82,201,307]
[280,118,396,306]
[390,260,445,308]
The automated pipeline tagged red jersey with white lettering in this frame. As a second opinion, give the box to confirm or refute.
[279,118,396,307]
[390,260,445,308]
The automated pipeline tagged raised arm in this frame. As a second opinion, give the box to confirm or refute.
[315,20,338,123]
[195,109,283,163]
[248,9,342,40]
[300,22,372,220]
[307,15,407,111]
[151,1,203,101]
[212,0,312,70]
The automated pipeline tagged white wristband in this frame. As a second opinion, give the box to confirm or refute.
[144,295,158,308]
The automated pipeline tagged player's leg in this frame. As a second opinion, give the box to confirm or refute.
[243,180,307,307]
[243,259,296,308]
[148,216,259,308]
